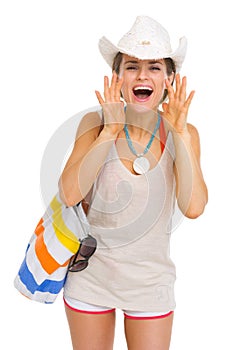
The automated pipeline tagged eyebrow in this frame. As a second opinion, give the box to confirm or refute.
[149,60,163,65]
[124,60,139,65]
[124,60,163,65]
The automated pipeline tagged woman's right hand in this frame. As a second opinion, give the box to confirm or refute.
[95,72,125,136]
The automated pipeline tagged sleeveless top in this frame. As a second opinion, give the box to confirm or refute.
[64,131,177,312]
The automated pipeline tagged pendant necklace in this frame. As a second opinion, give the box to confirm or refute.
[124,112,161,175]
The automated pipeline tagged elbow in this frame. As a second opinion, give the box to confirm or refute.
[58,189,75,207]
[58,178,81,207]
[184,196,208,219]
[59,192,79,207]
[185,206,205,219]
[178,186,208,219]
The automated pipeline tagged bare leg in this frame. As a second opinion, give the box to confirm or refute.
[124,313,174,350]
[65,304,116,350]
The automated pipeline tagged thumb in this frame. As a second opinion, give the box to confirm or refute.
[162,102,168,112]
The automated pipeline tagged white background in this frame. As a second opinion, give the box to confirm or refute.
[1,0,234,349]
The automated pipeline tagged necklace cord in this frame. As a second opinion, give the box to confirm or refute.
[124,112,161,157]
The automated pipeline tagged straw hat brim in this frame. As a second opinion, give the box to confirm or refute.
[99,36,187,72]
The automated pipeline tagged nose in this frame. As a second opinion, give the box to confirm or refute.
[136,65,148,80]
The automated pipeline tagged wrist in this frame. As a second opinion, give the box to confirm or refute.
[172,129,192,154]
[99,127,120,140]
[172,127,191,142]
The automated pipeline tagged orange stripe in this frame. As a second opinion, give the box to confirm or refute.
[35,233,68,274]
[35,217,44,236]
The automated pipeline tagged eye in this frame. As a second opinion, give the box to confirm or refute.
[126,66,138,71]
[150,65,161,71]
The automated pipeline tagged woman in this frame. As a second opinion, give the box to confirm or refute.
[60,16,208,350]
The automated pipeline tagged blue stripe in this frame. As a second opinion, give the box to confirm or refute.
[18,258,66,295]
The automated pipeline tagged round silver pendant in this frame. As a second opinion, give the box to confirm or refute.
[133,156,150,175]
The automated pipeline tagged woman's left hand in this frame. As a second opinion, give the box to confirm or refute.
[162,74,195,134]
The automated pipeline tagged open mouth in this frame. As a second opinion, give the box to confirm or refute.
[133,86,153,100]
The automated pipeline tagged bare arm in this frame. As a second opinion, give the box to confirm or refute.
[162,74,208,218]
[59,73,125,206]
[173,123,208,218]
[58,113,119,206]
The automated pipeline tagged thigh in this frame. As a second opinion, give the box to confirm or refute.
[65,304,116,350]
[124,312,174,350]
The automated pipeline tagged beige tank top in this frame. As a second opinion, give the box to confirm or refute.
[64,132,177,312]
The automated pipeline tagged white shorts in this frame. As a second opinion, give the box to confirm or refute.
[64,296,173,320]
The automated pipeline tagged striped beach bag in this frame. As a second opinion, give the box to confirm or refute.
[14,193,90,303]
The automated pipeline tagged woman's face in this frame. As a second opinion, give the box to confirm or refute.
[119,54,173,110]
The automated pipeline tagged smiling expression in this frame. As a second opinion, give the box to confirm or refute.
[119,54,173,110]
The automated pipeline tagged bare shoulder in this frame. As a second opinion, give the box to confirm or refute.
[76,111,103,140]
[64,111,103,169]
[187,123,199,137]
[187,123,201,143]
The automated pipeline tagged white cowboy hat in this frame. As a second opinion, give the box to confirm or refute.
[98,15,187,72]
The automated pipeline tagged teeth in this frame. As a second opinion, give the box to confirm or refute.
[134,86,153,91]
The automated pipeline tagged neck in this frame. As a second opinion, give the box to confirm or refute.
[125,104,160,136]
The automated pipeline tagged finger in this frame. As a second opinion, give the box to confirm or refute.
[161,102,168,113]
[184,90,195,109]
[179,76,187,102]
[175,73,181,99]
[115,76,124,101]
[165,78,175,101]
[104,76,111,101]
[111,71,117,85]
[95,90,105,105]
[110,72,118,100]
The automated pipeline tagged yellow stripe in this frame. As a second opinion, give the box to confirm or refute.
[52,223,79,254]
[50,195,80,254]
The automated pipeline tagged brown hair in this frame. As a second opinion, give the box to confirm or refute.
[112,52,123,75]
[112,52,176,102]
